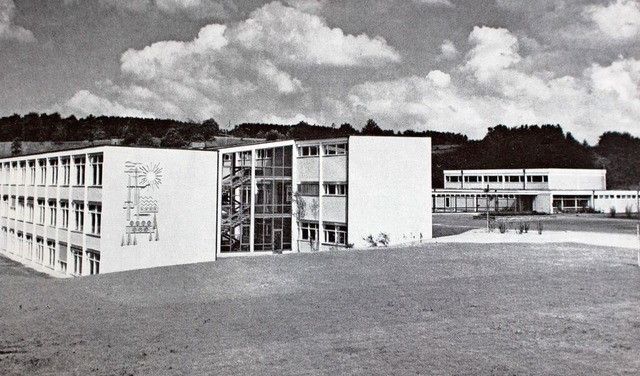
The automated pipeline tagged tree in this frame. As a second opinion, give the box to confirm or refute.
[361,119,384,136]
[160,128,187,148]
[136,132,156,147]
[201,118,220,140]
[265,129,284,140]
[11,138,22,156]
[337,123,358,136]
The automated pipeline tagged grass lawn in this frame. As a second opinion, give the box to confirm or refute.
[1,241,640,375]
[433,213,640,237]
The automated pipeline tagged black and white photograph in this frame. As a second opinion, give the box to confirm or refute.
[1,0,639,374]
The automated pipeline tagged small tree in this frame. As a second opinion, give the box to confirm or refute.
[361,119,384,136]
[11,138,22,156]
[160,128,187,148]
[292,191,307,252]
[136,132,156,147]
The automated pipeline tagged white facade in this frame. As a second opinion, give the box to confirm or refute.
[0,136,433,276]
[443,168,606,191]
[436,168,638,215]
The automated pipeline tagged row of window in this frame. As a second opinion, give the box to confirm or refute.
[1,229,100,275]
[0,154,103,187]
[596,194,638,199]
[299,222,348,245]
[1,196,101,235]
[297,182,348,196]
[446,175,549,183]
[298,143,348,157]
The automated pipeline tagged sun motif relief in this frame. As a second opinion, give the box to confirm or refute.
[139,163,163,190]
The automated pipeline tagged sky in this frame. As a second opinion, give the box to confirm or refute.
[1,0,640,143]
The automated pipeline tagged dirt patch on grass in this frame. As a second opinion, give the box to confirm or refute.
[1,243,639,375]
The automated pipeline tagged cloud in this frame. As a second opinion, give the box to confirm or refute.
[585,0,640,40]
[283,0,326,13]
[413,0,454,7]
[65,90,154,118]
[439,39,458,59]
[345,27,640,143]
[68,0,237,19]
[231,1,401,66]
[0,0,35,42]
[63,1,401,122]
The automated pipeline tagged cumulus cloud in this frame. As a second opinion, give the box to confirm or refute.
[63,1,399,122]
[66,90,154,118]
[585,0,640,40]
[231,1,400,66]
[0,0,35,42]
[68,0,237,19]
[413,0,454,7]
[346,27,640,143]
[439,39,458,59]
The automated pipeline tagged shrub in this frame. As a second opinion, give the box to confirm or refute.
[363,235,377,247]
[625,204,633,218]
[537,221,543,234]
[345,243,354,249]
[499,222,507,233]
[524,222,530,233]
[376,233,390,247]
[609,206,616,218]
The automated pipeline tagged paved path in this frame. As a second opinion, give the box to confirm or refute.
[432,229,639,249]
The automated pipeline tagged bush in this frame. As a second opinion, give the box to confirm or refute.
[363,235,377,247]
[625,204,633,218]
[499,222,507,233]
[537,221,543,234]
[376,233,390,247]
[524,222,530,233]
[609,206,616,218]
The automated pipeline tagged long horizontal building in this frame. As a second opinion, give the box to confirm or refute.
[434,168,639,214]
[0,136,432,277]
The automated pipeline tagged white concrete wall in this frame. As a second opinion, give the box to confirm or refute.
[548,170,606,190]
[348,136,432,247]
[101,147,218,273]
[593,191,640,214]
[533,194,552,213]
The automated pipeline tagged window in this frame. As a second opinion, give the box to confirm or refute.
[28,161,36,185]
[60,200,69,229]
[17,232,24,257]
[300,222,319,241]
[298,145,319,157]
[323,143,347,155]
[507,175,522,182]
[49,158,58,185]
[61,158,70,185]
[58,242,67,272]
[89,154,103,186]
[486,176,502,182]
[35,237,44,264]
[73,202,84,232]
[2,195,8,217]
[38,159,47,185]
[37,198,45,224]
[324,224,347,245]
[298,182,319,196]
[25,234,33,260]
[17,197,24,219]
[87,251,100,275]
[256,149,273,159]
[74,156,85,185]
[446,176,460,183]
[71,247,82,276]
[46,240,55,268]
[20,161,26,185]
[527,175,548,183]
[26,198,34,222]
[323,183,347,196]
[88,204,101,235]
[464,176,480,183]
[48,200,57,226]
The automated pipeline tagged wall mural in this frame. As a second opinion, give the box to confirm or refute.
[122,162,163,247]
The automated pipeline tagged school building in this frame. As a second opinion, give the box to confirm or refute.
[0,136,432,276]
[433,168,640,214]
